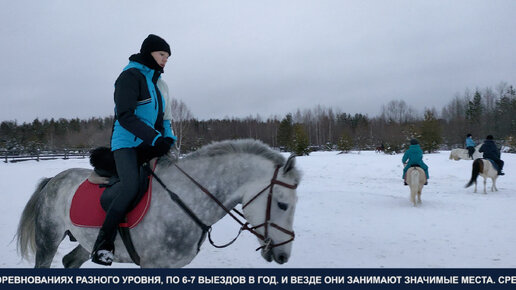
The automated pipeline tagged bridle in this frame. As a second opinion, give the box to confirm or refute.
[172,164,298,251]
[241,166,298,250]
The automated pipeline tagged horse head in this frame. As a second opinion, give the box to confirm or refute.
[241,155,300,264]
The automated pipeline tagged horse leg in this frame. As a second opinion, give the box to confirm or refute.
[34,232,63,268]
[34,212,67,268]
[411,187,418,207]
[492,177,498,192]
[417,173,425,205]
[62,245,91,268]
[483,177,487,194]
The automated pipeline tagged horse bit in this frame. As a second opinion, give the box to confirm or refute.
[150,164,298,252]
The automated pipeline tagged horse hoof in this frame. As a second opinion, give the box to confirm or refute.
[91,250,114,266]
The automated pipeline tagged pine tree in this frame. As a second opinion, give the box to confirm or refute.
[277,114,293,151]
[337,133,353,153]
[466,90,483,126]
[292,123,310,156]
[419,109,442,153]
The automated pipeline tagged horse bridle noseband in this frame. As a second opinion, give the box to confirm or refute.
[169,164,298,251]
[240,166,298,250]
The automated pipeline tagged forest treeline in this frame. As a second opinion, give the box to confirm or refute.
[1,82,515,154]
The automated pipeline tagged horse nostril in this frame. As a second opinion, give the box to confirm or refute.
[277,254,288,264]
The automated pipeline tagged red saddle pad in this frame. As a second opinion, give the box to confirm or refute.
[70,177,152,228]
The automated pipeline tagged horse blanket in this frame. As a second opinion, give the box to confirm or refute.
[69,177,153,228]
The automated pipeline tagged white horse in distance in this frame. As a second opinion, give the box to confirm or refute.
[449,144,482,161]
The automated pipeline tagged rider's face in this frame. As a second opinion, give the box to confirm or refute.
[151,51,170,68]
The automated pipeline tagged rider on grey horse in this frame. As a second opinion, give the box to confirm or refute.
[465,133,476,159]
[91,34,177,265]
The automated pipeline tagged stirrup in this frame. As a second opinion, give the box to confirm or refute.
[91,249,114,266]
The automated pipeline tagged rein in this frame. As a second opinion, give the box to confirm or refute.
[147,166,210,253]
[169,163,298,251]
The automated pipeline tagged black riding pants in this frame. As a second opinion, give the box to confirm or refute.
[467,146,475,158]
[494,158,504,172]
[98,148,140,248]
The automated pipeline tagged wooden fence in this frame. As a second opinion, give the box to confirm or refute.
[1,149,90,163]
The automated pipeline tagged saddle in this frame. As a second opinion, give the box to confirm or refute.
[69,164,154,229]
[69,147,158,266]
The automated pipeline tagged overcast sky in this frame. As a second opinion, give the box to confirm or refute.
[1,0,516,123]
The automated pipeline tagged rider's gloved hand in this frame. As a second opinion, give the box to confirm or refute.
[154,137,174,157]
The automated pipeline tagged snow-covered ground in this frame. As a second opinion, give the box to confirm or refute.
[1,150,515,268]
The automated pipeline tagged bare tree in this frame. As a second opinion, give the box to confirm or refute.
[170,98,193,154]
[380,99,417,124]
[496,82,508,99]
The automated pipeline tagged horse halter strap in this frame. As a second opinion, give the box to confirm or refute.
[241,166,297,250]
[174,164,297,251]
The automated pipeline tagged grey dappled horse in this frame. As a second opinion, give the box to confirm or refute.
[16,139,301,268]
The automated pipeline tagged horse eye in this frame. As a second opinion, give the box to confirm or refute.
[277,202,288,211]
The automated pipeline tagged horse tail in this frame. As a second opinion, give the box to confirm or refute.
[409,169,420,190]
[16,177,51,260]
[465,159,481,188]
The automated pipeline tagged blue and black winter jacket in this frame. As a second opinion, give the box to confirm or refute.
[465,137,475,148]
[111,61,175,151]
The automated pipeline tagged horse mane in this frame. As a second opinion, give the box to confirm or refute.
[184,139,286,166]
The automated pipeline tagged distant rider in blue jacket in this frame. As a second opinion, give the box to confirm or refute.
[402,139,429,185]
[465,133,476,159]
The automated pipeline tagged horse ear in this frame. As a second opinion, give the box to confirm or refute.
[283,154,296,174]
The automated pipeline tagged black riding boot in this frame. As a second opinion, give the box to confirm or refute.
[495,159,505,175]
[91,206,125,266]
[91,229,116,266]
